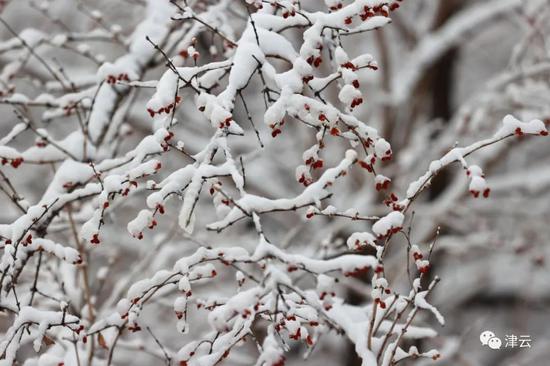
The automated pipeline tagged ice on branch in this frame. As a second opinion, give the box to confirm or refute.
[372,211,404,238]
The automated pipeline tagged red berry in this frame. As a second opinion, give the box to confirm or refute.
[312,160,324,169]
[91,234,100,245]
[10,158,23,168]
[271,128,282,138]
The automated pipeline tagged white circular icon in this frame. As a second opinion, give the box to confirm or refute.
[480,330,495,346]
[480,330,502,350]
[488,337,502,350]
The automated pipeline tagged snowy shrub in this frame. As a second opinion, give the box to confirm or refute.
[0,0,548,365]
